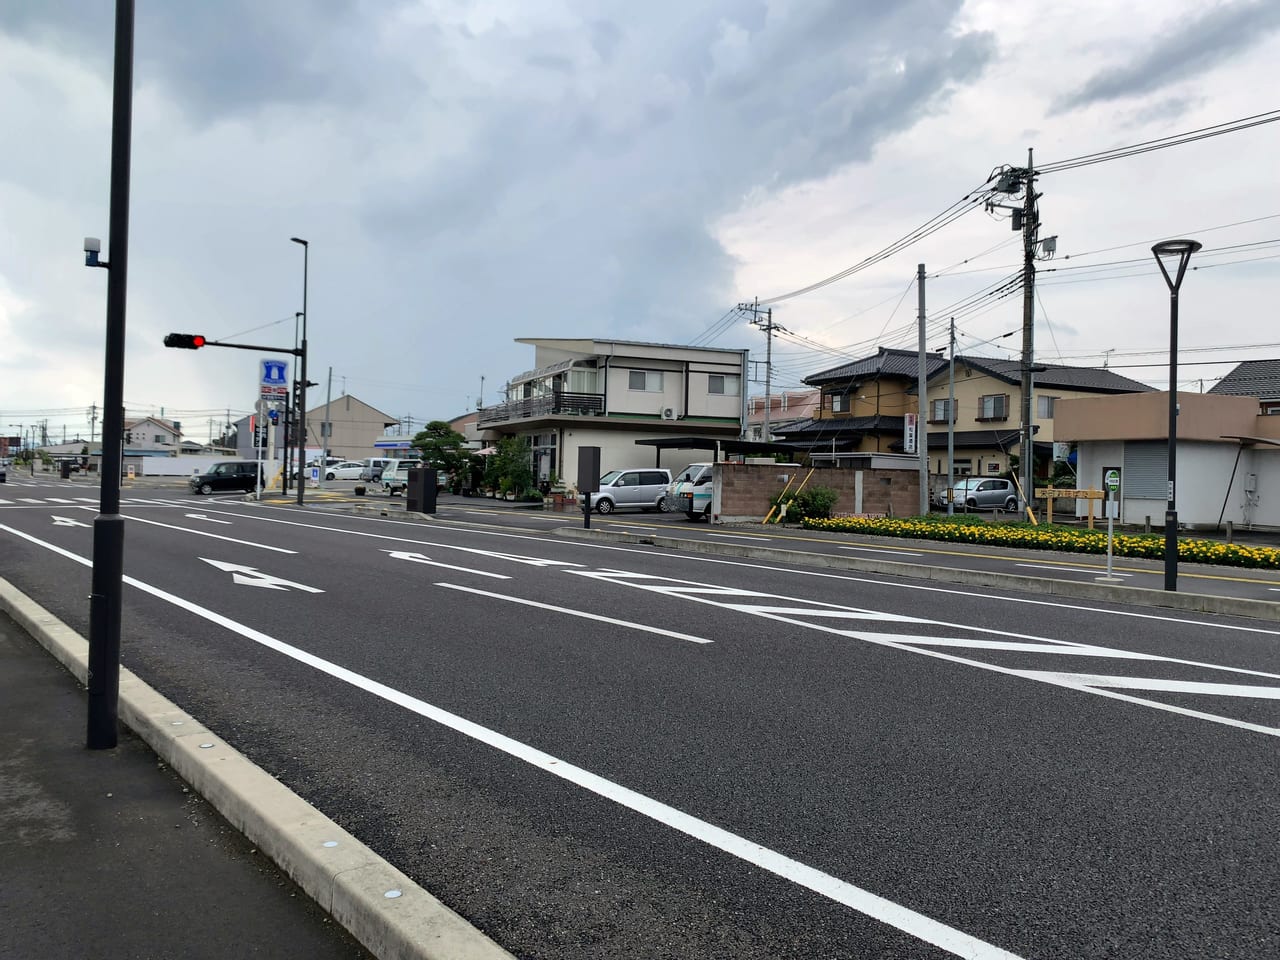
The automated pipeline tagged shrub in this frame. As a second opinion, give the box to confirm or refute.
[774,485,838,521]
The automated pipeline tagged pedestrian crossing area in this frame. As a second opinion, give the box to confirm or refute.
[0,494,212,507]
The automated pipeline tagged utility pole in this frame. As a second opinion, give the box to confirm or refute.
[741,299,780,440]
[89,403,98,442]
[947,317,956,517]
[916,264,929,516]
[1019,147,1038,520]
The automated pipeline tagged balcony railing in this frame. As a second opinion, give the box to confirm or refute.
[477,391,605,426]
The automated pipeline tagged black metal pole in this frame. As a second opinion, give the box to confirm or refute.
[292,239,308,506]
[1164,289,1179,591]
[87,0,134,750]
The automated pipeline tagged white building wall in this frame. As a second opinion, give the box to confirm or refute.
[558,427,691,489]
[1075,439,1280,530]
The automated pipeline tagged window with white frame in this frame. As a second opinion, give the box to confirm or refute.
[977,393,1008,420]
[827,392,849,413]
[1037,395,1058,418]
[628,370,664,392]
[929,398,954,422]
[708,373,740,396]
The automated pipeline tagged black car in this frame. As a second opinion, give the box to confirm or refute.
[189,461,264,494]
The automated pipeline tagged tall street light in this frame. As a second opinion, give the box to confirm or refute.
[1152,238,1201,592]
[290,237,308,506]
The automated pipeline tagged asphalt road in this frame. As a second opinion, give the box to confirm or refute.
[1,476,1277,959]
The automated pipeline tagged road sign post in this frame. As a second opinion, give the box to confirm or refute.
[1097,468,1123,582]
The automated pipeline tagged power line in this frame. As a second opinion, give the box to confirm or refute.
[756,181,996,305]
[1037,109,1280,174]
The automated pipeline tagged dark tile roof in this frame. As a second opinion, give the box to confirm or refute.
[1208,359,1280,399]
[946,356,1153,393]
[805,347,947,387]
[771,415,905,438]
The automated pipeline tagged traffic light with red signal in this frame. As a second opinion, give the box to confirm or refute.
[163,333,206,349]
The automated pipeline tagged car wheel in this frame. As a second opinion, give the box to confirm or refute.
[685,512,699,521]
[1004,496,1018,511]
[703,504,712,522]
[657,495,670,512]
[966,498,977,510]
[199,483,213,495]
[596,498,614,514]
[326,472,335,480]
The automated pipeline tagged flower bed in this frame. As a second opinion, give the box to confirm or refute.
[801,515,1280,569]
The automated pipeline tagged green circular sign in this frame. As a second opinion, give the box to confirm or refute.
[1104,469,1120,492]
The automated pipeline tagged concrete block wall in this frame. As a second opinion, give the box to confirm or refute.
[717,463,921,521]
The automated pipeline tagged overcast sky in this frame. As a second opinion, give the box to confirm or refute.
[2,0,1278,443]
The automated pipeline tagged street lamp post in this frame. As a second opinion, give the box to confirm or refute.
[1151,238,1202,592]
[290,238,308,506]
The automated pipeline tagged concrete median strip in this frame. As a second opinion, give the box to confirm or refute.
[0,576,514,960]
[554,526,1280,622]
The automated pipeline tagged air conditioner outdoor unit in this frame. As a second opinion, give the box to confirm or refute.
[660,406,677,421]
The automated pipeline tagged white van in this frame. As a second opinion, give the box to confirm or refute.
[668,462,714,520]
[381,459,423,496]
[589,468,672,514]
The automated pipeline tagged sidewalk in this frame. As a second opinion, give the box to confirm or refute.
[0,612,372,960]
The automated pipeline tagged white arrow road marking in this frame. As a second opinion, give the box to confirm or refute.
[51,515,91,527]
[436,582,712,644]
[185,513,233,525]
[200,558,324,592]
[119,514,295,553]
[0,521,1026,960]
[384,550,510,579]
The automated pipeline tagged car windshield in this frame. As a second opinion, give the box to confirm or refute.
[599,470,623,485]
[674,465,704,483]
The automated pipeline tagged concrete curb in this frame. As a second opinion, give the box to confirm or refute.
[554,527,1280,622]
[0,576,514,960]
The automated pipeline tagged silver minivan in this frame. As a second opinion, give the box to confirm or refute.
[589,468,673,514]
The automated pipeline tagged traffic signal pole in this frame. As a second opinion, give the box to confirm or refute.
[87,0,134,750]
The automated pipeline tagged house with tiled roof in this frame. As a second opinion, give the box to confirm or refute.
[1208,359,1280,414]
[774,346,1153,489]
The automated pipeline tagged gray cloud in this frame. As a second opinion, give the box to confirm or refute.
[1053,0,1280,113]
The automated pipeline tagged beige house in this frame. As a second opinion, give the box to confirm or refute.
[478,337,749,484]
[308,394,400,460]
[1054,391,1280,529]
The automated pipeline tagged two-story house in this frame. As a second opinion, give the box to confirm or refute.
[921,356,1152,481]
[774,347,1151,484]
[477,337,749,484]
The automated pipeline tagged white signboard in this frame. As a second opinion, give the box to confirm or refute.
[903,413,917,454]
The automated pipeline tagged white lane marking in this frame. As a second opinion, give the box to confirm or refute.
[46,497,77,504]
[838,546,924,557]
[18,498,42,504]
[707,533,773,542]
[436,583,712,644]
[75,497,98,503]
[0,500,11,505]
[1015,563,1132,578]
[195,503,1280,637]
[200,559,324,592]
[117,513,296,553]
[384,550,510,579]
[185,513,233,525]
[576,572,1280,737]
[51,516,91,528]
[1017,671,1280,699]
[0,521,1021,960]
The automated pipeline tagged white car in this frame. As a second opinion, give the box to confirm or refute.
[324,460,366,480]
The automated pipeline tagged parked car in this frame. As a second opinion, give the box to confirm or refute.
[668,462,713,520]
[359,457,396,481]
[937,476,1018,511]
[589,468,673,514]
[325,460,366,480]
[382,459,423,496]
[189,461,264,495]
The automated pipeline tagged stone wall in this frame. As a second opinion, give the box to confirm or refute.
[717,462,921,522]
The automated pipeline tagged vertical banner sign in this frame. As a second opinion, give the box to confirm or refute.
[903,413,918,455]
